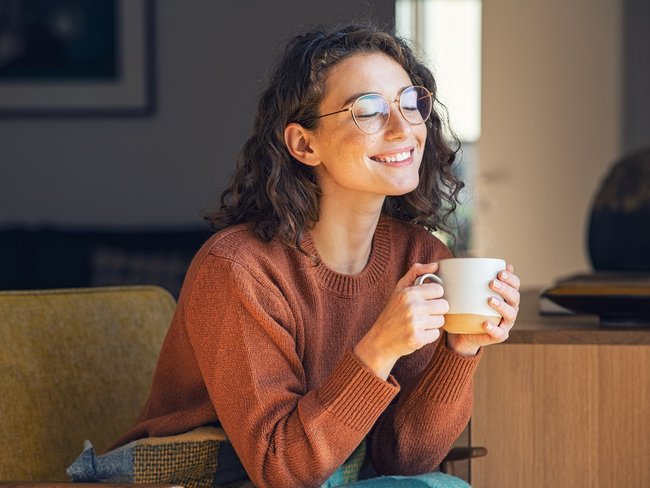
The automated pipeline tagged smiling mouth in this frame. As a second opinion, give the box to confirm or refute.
[370,150,413,163]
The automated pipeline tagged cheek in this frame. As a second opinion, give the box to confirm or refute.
[415,124,428,145]
[331,132,379,159]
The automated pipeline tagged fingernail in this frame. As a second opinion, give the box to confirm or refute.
[500,271,509,280]
[490,297,501,306]
[485,322,494,331]
[492,279,501,289]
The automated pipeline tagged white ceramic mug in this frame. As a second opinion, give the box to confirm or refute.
[414,257,506,334]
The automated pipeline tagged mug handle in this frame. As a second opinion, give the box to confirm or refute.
[414,273,443,286]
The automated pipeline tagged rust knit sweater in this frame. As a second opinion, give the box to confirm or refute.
[113,217,481,487]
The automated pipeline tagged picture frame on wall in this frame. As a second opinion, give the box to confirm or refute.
[0,0,154,116]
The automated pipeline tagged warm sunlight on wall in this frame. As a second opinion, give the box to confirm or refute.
[396,0,481,142]
[476,0,622,287]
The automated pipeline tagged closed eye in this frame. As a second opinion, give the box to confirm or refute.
[356,111,383,119]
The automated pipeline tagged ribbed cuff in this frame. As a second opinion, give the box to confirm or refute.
[418,338,482,404]
[318,350,399,432]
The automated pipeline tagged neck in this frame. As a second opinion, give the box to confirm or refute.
[309,199,384,275]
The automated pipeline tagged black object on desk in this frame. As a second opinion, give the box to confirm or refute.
[541,272,650,327]
[587,147,650,273]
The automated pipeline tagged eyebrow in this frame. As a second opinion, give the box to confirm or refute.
[337,85,412,109]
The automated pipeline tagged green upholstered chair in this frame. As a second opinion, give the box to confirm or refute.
[0,286,483,487]
[0,286,180,486]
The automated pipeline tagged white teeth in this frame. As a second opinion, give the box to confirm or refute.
[373,151,411,163]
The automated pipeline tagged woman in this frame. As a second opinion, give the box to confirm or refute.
[111,24,520,487]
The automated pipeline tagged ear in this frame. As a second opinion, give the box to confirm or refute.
[284,123,321,167]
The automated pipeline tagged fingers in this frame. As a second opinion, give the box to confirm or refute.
[499,265,521,291]
[490,265,521,318]
[422,328,442,343]
[490,279,520,309]
[489,296,518,324]
[483,320,509,341]
[397,262,439,290]
[422,314,445,330]
[396,285,448,317]
[423,297,449,316]
[487,264,521,341]
[414,282,445,300]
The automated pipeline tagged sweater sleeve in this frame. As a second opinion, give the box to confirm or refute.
[367,333,481,475]
[184,254,399,488]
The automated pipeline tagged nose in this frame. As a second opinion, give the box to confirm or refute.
[384,100,412,139]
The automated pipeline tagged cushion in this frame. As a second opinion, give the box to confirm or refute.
[67,428,368,488]
[66,427,250,488]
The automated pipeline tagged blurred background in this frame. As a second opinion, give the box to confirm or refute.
[0,0,648,292]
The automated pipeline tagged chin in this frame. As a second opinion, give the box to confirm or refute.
[386,180,420,196]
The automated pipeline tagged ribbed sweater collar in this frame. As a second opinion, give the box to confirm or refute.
[301,218,392,297]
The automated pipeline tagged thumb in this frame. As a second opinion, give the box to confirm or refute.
[396,262,440,290]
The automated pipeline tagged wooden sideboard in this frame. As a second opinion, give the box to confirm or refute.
[470,290,650,487]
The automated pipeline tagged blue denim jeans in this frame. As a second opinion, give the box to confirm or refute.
[320,442,471,488]
[338,472,471,487]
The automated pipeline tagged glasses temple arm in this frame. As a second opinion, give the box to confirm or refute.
[312,107,351,120]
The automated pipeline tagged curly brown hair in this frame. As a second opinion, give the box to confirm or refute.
[204,23,464,249]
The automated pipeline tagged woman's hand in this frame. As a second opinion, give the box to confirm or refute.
[353,262,448,380]
[446,263,521,357]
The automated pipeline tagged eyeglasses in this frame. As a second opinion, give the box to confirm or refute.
[310,85,433,134]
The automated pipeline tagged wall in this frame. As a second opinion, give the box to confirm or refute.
[2,0,646,289]
[623,0,650,153]
[476,0,623,288]
[0,0,393,227]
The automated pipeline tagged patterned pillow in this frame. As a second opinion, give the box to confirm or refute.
[66,426,250,488]
[67,426,369,488]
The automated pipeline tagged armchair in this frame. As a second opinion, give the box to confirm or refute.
[0,286,483,487]
[0,286,180,487]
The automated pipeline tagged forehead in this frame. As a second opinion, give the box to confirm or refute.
[321,52,413,103]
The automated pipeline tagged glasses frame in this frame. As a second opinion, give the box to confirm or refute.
[310,85,434,134]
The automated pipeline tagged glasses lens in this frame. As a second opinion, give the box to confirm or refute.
[351,94,389,133]
[400,86,432,125]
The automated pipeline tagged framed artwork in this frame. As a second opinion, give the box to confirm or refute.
[0,0,154,116]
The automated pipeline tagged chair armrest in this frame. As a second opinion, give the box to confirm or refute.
[440,445,488,477]
[443,446,488,463]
